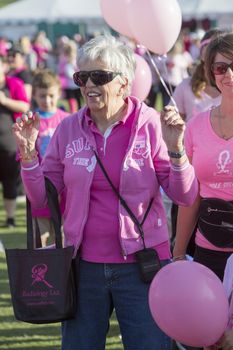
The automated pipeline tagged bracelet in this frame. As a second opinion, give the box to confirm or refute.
[19,150,38,162]
[172,254,186,262]
[168,148,185,159]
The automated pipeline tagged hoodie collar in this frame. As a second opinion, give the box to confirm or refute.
[84,97,136,127]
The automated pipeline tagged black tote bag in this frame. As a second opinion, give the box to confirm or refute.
[5,177,77,324]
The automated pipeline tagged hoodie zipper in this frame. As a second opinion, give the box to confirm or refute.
[72,137,96,257]
[118,103,144,259]
[73,168,94,257]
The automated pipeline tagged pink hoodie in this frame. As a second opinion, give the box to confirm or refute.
[21,96,198,257]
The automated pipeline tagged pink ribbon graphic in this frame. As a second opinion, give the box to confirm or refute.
[31,264,53,288]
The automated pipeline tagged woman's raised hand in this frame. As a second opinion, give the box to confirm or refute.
[12,111,40,159]
[160,105,185,151]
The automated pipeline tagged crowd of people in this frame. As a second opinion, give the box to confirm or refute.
[0,30,84,232]
[0,25,233,349]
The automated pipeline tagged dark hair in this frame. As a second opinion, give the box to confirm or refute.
[32,69,61,92]
[191,28,224,98]
[201,28,223,43]
[7,44,24,57]
[205,33,233,90]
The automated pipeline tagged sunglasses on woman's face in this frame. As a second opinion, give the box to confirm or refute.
[211,61,233,75]
[73,70,122,87]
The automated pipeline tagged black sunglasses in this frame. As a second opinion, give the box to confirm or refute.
[211,61,233,75]
[73,70,122,87]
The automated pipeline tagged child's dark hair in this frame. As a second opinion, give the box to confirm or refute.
[0,54,8,64]
[32,69,61,93]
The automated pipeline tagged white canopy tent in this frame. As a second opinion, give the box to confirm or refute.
[0,0,232,41]
[0,0,106,41]
[195,0,233,17]
[177,0,233,27]
[0,0,102,23]
[0,0,232,24]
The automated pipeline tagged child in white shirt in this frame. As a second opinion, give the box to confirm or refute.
[208,254,233,349]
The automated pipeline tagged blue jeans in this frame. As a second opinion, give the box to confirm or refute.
[62,259,171,350]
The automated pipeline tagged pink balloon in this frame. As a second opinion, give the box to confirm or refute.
[128,0,182,55]
[131,54,152,101]
[100,0,133,37]
[149,261,229,348]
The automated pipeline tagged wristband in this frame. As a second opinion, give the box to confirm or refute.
[172,255,186,262]
[168,148,185,159]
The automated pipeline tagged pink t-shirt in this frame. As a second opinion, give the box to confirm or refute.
[32,108,69,218]
[81,99,170,263]
[172,77,221,122]
[36,108,69,158]
[185,109,233,252]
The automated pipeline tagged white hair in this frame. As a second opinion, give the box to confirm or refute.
[77,34,136,97]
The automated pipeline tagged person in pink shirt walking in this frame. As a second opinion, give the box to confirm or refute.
[0,55,29,228]
[12,34,197,350]
[173,33,233,282]
[170,29,223,259]
[172,28,223,123]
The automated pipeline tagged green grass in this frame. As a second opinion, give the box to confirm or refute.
[0,189,123,349]
[155,92,163,112]
[0,0,18,8]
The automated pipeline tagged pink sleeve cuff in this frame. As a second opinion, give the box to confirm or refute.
[21,161,39,171]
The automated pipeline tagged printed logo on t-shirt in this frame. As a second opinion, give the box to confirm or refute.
[215,150,232,175]
[209,149,233,190]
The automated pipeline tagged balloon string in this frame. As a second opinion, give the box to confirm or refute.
[161,59,174,100]
[146,50,178,110]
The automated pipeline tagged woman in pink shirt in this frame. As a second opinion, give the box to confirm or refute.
[12,34,197,350]
[170,29,223,259]
[172,28,222,122]
[0,55,29,228]
[174,33,233,282]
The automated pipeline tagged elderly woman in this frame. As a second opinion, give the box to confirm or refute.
[12,35,197,350]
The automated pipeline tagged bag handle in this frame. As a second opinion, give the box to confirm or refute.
[94,150,153,249]
[26,177,63,249]
[26,198,42,249]
[44,177,63,249]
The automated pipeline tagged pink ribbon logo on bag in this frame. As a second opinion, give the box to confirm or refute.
[31,264,53,288]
